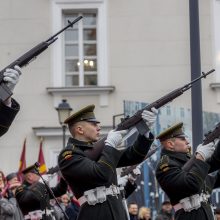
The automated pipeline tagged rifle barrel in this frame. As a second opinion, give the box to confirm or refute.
[46,16,83,42]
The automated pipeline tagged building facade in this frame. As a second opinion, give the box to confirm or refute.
[0,0,220,176]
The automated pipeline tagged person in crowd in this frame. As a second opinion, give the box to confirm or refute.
[0,170,6,190]
[0,171,24,220]
[138,206,151,220]
[58,104,158,220]
[15,164,68,220]
[128,202,139,220]
[156,122,219,220]
[215,207,220,220]
[0,66,21,137]
[65,195,80,220]
[155,200,173,220]
[52,194,70,220]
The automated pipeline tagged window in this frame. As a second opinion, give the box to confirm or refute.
[64,11,98,86]
[49,1,114,106]
[166,106,171,115]
[180,107,185,118]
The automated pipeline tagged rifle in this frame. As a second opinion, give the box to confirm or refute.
[120,143,159,177]
[85,69,215,160]
[0,16,83,101]
[203,122,220,145]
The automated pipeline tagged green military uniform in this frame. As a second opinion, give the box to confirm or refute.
[58,105,154,220]
[0,99,19,137]
[155,123,215,220]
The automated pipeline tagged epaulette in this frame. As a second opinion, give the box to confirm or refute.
[15,185,24,196]
[159,155,170,172]
[61,145,75,161]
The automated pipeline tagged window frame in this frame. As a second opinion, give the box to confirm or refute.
[51,0,109,87]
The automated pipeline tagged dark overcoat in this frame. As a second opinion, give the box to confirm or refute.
[0,99,19,137]
[156,149,215,220]
[15,178,67,217]
[58,134,154,220]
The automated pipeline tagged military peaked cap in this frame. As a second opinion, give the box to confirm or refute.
[156,122,186,141]
[64,104,100,125]
[22,164,38,175]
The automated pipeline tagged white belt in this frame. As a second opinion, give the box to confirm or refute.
[174,193,210,212]
[173,203,184,212]
[24,209,54,220]
[78,185,120,206]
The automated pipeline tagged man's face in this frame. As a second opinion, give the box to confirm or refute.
[8,176,18,185]
[162,203,172,213]
[128,204,138,215]
[72,121,101,142]
[164,136,190,153]
[25,172,40,184]
[172,137,190,153]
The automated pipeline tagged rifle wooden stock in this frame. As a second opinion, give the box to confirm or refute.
[84,69,215,161]
[0,16,83,101]
[203,122,220,145]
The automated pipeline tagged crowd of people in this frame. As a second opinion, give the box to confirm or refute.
[1,65,220,220]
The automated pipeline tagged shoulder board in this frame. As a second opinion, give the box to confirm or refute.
[159,155,170,172]
[61,145,75,160]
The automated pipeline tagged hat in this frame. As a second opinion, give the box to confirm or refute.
[162,200,171,205]
[6,172,17,181]
[156,122,186,142]
[64,104,100,125]
[22,165,38,175]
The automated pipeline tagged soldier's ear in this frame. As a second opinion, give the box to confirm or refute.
[166,139,175,151]
[76,125,84,135]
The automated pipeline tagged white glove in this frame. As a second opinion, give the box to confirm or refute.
[118,175,128,187]
[132,166,141,176]
[196,142,215,161]
[104,129,128,148]
[3,65,22,92]
[141,107,158,130]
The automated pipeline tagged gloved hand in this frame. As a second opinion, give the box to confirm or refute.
[117,175,128,187]
[3,65,22,92]
[141,107,158,130]
[128,166,141,184]
[104,129,128,148]
[196,142,215,161]
[132,166,141,176]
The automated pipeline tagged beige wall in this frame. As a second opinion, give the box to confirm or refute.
[0,0,219,174]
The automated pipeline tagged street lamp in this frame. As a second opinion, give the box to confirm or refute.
[56,99,72,148]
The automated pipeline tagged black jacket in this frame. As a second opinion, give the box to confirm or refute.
[58,133,154,220]
[0,99,19,137]
[156,149,215,220]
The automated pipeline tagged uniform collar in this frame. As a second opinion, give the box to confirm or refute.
[67,137,94,149]
[161,148,191,163]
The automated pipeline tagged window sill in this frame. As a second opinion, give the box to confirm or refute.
[210,83,220,89]
[46,86,115,106]
[47,86,115,96]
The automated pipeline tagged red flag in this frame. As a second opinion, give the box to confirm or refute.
[38,138,47,174]
[18,138,26,180]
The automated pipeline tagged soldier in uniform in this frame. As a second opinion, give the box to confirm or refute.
[58,104,158,220]
[15,165,68,220]
[155,122,219,220]
[0,65,21,137]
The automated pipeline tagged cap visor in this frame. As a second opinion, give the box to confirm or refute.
[86,119,100,123]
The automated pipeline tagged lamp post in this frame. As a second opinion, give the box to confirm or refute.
[56,99,72,148]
